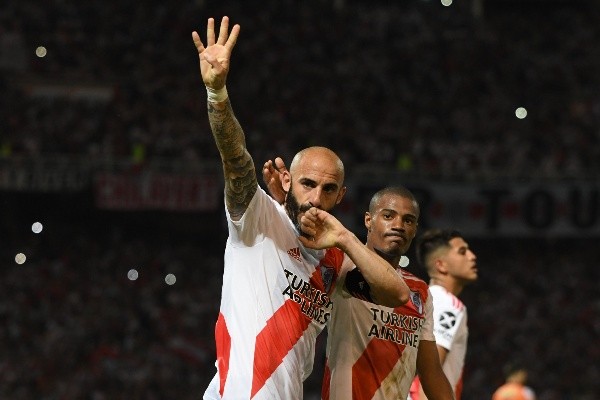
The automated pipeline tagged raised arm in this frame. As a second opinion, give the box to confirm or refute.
[192,17,256,220]
[299,207,410,307]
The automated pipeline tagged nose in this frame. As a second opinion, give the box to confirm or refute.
[390,217,405,231]
[307,188,323,208]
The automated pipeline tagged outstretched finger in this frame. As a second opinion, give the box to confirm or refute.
[206,17,215,46]
[191,31,205,53]
[217,16,229,45]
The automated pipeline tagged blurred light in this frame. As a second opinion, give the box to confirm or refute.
[399,256,410,268]
[128,269,139,281]
[15,253,27,265]
[441,0,453,6]
[32,222,43,234]
[515,107,528,119]
[165,273,176,285]
[35,46,47,58]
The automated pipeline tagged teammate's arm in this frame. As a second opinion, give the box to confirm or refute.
[262,157,287,204]
[299,207,410,307]
[416,345,450,399]
[416,340,455,400]
[193,17,256,221]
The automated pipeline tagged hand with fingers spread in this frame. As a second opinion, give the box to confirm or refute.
[262,157,288,205]
[192,16,240,91]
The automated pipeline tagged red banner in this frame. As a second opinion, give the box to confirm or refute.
[94,172,220,211]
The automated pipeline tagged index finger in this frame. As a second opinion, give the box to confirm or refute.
[206,17,216,46]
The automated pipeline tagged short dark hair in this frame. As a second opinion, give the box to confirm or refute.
[415,228,463,268]
[369,186,419,216]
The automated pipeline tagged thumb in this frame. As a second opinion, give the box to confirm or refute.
[298,235,316,249]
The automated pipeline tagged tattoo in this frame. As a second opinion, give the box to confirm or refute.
[208,100,257,219]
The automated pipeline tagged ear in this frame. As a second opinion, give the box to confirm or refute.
[434,258,448,274]
[335,185,347,205]
[281,169,291,192]
[364,211,372,231]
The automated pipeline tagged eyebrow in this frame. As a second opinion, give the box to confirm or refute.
[380,209,418,219]
[323,183,339,191]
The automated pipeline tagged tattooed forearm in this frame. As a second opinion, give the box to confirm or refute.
[208,100,257,218]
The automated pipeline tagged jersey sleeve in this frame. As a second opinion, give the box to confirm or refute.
[431,290,466,350]
[226,187,285,246]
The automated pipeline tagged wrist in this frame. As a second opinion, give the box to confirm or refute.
[206,86,228,103]
[336,229,358,252]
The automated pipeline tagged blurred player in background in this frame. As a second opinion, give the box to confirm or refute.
[409,229,478,400]
[492,365,536,400]
[192,17,410,399]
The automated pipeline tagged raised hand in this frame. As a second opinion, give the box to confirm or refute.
[192,16,240,90]
[262,157,288,205]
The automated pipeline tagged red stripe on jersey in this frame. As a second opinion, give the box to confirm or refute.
[251,299,311,398]
[409,375,421,400]
[215,312,231,396]
[352,337,406,399]
[455,370,464,399]
[321,360,331,400]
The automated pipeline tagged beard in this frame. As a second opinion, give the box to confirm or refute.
[285,184,314,236]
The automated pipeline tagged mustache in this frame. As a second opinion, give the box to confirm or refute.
[385,232,408,241]
[298,203,314,213]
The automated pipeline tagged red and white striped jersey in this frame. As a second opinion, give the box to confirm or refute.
[204,188,344,400]
[322,267,433,400]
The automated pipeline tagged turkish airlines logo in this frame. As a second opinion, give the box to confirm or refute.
[287,247,301,262]
[439,311,457,329]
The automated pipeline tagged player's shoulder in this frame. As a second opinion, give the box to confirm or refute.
[400,268,426,284]
[429,285,465,311]
[401,269,429,292]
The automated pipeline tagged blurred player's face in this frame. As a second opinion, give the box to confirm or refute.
[365,193,419,264]
[443,237,478,283]
[283,151,346,228]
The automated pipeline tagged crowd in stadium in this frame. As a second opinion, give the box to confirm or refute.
[1,0,599,399]
[2,0,599,179]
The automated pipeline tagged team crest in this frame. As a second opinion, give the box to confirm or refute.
[319,264,335,293]
[410,291,423,314]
